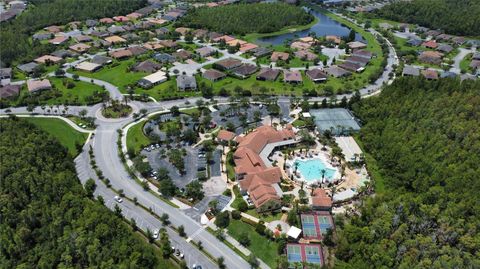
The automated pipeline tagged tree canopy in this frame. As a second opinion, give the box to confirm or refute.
[334,77,480,268]
[178,3,314,35]
[376,0,480,36]
[0,0,146,66]
[0,117,173,268]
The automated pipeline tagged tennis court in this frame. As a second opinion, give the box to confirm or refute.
[305,245,322,264]
[310,108,361,135]
[301,214,318,238]
[287,245,302,263]
[317,215,333,234]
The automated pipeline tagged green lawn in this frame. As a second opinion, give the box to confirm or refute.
[24,117,88,156]
[227,219,280,268]
[72,59,147,90]
[127,120,151,155]
[47,77,106,105]
[245,209,284,223]
[460,53,473,73]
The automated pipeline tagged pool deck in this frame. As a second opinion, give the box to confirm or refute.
[287,154,340,185]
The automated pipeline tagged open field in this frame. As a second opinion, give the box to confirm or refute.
[24,117,88,156]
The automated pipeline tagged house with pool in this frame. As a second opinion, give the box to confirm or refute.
[233,124,298,212]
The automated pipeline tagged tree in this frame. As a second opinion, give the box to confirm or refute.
[146,228,154,243]
[247,254,259,268]
[130,218,137,231]
[238,232,250,246]
[114,204,122,217]
[79,109,87,118]
[185,180,204,201]
[159,177,177,197]
[215,211,230,228]
[218,257,226,269]
[255,222,266,236]
[84,178,96,198]
[178,225,186,237]
[237,199,248,212]
[160,213,170,226]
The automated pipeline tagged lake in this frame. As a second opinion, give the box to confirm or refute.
[256,8,365,46]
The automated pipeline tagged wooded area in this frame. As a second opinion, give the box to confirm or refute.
[334,78,480,268]
[179,3,314,35]
[0,117,172,268]
[0,0,146,66]
[376,0,480,36]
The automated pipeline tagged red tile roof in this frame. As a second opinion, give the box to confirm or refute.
[311,188,332,209]
[217,129,236,142]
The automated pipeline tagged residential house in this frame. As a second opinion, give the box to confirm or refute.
[33,33,52,41]
[306,69,328,83]
[45,25,62,33]
[110,49,133,59]
[203,69,226,82]
[17,62,39,74]
[470,60,480,71]
[212,35,235,43]
[345,56,369,67]
[283,70,303,84]
[69,43,91,53]
[271,51,289,62]
[452,37,465,46]
[158,40,177,48]
[155,27,170,36]
[214,58,242,70]
[347,41,367,50]
[440,71,457,79]
[99,18,114,24]
[49,36,68,45]
[437,44,453,53]
[91,55,113,66]
[154,53,176,63]
[290,41,311,50]
[426,30,441,37]
[51,49,77,59]
[175,27,191,36]
[251,47,272,58]
[436,34,453,41]
[144,42,164,50]
[339,62,364,72]
[138,70,167,88]
[27,79,51,93]
[402,65,420,77]
[407,38,422,47]
[256,68,280,81]
[192,29,208,39]
[104,35,127,44]
[74,35,92,43]
[295,50,318,61]
[34,55,62,64]
[133,60,162,73]
[196,46,216,57]
[127,12,143,20]
[0,84,21,99]
[85,19,98,27]
[128,46,148,56]
[421,69,439,80]
[378,22,393,30]
[239,43,258,53]
[176,75,197,91]
[352,50,373,60]
[326,35,341,44]
[75,62,102,72]
[325,66,351,78]
[0,68,12,80]
[422,40,438,49]
[231,64,257,79]
[173,49,193,61]
[107,25,125,34]
[418,51,443,65]
[113,16,129,22]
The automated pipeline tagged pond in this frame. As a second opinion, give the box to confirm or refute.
[256,8,365,46]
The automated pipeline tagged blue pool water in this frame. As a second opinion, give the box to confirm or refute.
[294,158,337,182]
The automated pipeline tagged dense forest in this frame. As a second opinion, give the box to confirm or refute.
[334,78,480,268]
[178,3,314,35]
[0,0,146,67]
[376,0,480,36]
[0,117,172,268]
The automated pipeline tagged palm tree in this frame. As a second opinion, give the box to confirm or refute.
[321,169,326,185]
[41,105,46,114]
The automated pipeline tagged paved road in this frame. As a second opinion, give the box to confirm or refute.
[75,142,216,269]
[450,47,476,74]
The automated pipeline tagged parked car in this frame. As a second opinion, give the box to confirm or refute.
[114,195,123,203]
[153,229,159,239]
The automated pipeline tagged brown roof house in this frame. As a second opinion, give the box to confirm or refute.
[203,69,226,82]
[234,125,296,212]
[34,55,62,64]
[348,41,367,50]
[421,69,439,80]
[27,79,51,93]
[232,64,258,79]
[256,68,280,81]
[271,51,289,62]
[295,50,318,61]
[104,35,126,44]
[133,60,162,73]
[422,40,438,49]
[306,69,328,83]
[214,58,242,71]
[419,51,443,65]
[283,70,303,84]
[49,35,69,45]
[0,84,21,99]
[173,49,193,61]
[110,49,133,59]
[196,46,216,57]
[69,43,91,53]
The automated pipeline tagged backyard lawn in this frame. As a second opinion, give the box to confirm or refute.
[24,117,88,156]
[227,219,280,268]
[48,77,106,105]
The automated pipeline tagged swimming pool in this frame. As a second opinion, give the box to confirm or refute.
[293,158,337,183]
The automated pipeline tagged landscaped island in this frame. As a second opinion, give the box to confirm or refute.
[178,3,314,35]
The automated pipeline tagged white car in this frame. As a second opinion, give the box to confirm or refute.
[153,229,159,239]
[114,195,123,203]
